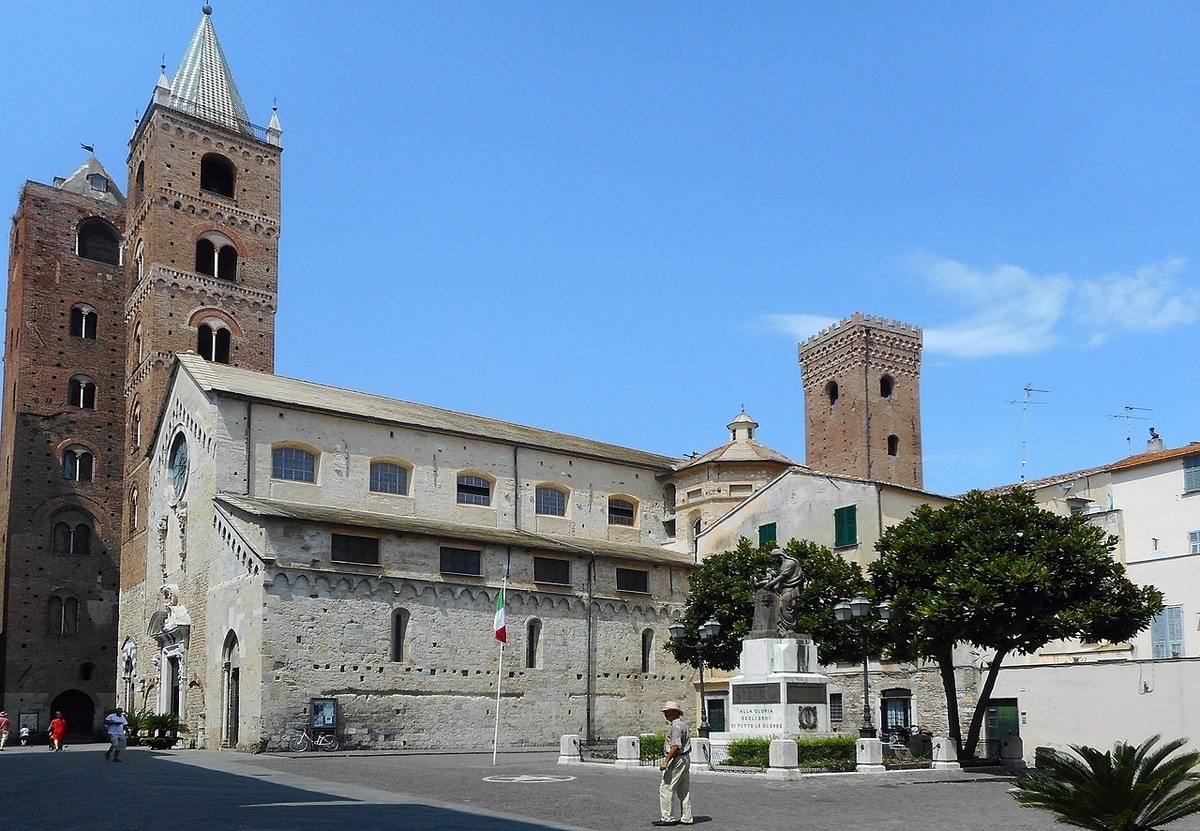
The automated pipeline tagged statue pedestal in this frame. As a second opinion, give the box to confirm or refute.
[725,635,829,737]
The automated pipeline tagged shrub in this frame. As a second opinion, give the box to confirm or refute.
[797,736,857,771]
[722,737,770,768]
[640,733,666,763]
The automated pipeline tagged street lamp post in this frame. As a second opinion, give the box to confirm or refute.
[668,617,722,738]
[833,596,891,739]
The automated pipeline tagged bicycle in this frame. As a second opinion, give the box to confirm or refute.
[288,725,341,752]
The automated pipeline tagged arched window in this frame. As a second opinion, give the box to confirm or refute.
[456,474,492,506]
[134,322,144,363]
[887,435,899,456]
[70,304,98,340]
[63,447,94,482]
[272,446,316,482]
[880,375,894,399]
[49,594,79,636]
[391,608,409,662]
[608,497,636,527]
[198,323,231,363]
[195,238,215,275]
[535,486,567,517]
[52,521,92,556]
[129,487,139,532]
[134,240,145,284]
[68,376,97,409]
[826,381,839,405]
[370,461,409,495]
[76,218,120,265]
[526,619,542,669]
[641,628,654,673]
[195,232,238,280]
[200,153,236,198]
[131,402,142,450]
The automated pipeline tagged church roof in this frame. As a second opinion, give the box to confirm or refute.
[167,7,254,135]
[217,495,696,569]
[174,354,681,471]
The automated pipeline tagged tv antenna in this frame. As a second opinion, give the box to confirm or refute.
[1009,384,1049,482]
[1108,406,1152,451]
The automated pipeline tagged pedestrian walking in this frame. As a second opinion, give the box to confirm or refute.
[0,711,10,750]
[48,711,67,751]
[103,708,129,762]
[653,700,693,826]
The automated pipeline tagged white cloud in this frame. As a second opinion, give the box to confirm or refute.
[760,313,839,341]
[761,254,1198,359]
[1074,258,1200,335]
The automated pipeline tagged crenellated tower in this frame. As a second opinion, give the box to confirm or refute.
[798,312,924,490]
[121,6,281,589]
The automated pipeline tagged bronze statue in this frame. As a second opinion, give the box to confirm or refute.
[755,544,804,637]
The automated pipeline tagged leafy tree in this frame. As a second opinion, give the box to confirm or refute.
[668,538,870,671]
[871,488,1164,760]
[1012,735,1200,830]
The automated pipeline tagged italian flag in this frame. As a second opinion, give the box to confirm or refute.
[494,586,507,644]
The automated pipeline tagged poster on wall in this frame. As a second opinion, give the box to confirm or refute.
[311,698,337,729]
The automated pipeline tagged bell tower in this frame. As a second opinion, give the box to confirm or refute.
[798,313,924,490]
[122,5,282,587]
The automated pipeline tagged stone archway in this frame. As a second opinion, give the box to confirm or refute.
[49,688,96,741]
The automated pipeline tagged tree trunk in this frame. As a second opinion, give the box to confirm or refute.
[962,648,1008,760]
[935,644,963,757]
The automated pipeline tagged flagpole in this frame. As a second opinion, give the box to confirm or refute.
[492,572,507,766]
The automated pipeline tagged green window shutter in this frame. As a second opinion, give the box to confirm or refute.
[758,522,777,547]
[834,505,857,548]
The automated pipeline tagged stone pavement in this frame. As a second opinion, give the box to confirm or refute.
[5,743,1200,831]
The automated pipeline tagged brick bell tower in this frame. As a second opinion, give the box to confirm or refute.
[798,312,924,490]
[121,5,281,591]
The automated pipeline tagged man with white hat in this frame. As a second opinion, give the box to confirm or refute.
[653,701,693,826]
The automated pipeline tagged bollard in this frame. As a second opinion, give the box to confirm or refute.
[931,736,960,770]
[557,734,582,766]
[769,738,798,769]
[856,737,885,773]
[615,735,641,769]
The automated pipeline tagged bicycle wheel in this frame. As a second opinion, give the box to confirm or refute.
[316,734,341,752]
[288,733,310,752]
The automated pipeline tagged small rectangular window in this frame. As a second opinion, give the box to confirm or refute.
[331,533,380,565]
[1151,605,1184,659]
[729,484,753,497]
[1190,530,1200,555]
[758,522,777,547]
[829,692,844,722]
[1185,457,1200,494]
[534,557,570,585]
[439,546,482,576]
[834,505,858,548]
[616,567,649,594]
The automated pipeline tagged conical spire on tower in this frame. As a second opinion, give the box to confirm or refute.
[167,5,254,134]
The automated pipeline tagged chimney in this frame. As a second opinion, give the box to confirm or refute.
[1147,427,1164,453]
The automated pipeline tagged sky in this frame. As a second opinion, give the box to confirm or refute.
[1,2,1197,497]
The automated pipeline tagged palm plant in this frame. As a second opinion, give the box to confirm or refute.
[1012,735,1200,831]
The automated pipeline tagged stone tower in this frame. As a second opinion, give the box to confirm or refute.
[121,6,281,592]
[797,312,923,489]
[0,7,279,724]
[0,160,129,727]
